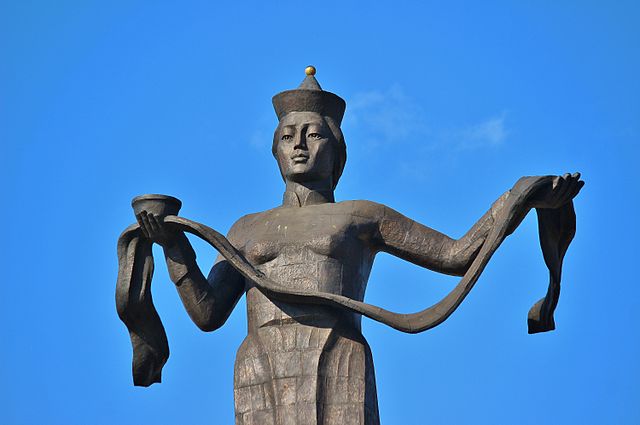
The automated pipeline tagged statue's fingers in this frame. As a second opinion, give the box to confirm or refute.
[136,212,150,238]
[148,213,161,234]
[140,211,154,237]
[551,175,567,201]
[556,176,574,202]
[560,177,583,203]
[569,180,586,199]
[553,177,575,206]
[567,173,580,186]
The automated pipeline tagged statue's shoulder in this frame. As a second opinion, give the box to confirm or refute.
[336,199,386,222]
[225,210,266,243]
[230,210,265,228]
[227,207,283,236]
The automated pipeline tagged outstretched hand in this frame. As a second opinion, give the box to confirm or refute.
[136,211,181,248]
[528,172,584,210]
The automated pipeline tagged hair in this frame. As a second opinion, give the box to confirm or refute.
[271,114,347,190]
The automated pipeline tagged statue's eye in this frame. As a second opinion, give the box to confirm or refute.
[308,133,323,140]
[281,134,293,141]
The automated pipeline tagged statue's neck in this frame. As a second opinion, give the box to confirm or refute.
[282,181,334,207]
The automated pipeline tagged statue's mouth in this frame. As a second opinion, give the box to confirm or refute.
[291,153,309,163]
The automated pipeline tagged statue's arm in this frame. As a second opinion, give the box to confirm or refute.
[161,222,246,332]
[370,192,511,277]
[371,173,583,277]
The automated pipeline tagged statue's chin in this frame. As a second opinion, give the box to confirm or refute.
[286,170,331,185]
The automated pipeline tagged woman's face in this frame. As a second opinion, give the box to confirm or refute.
[275,112,336,185]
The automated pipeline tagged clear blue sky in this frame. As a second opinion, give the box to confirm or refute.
[1,1,638,424]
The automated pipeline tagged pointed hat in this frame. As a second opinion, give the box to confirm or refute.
[272,66,346,125]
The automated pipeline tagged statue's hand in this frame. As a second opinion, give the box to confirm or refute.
[528,172,584,209]
[136,211,182,248]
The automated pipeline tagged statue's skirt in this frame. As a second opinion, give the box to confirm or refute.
[233,320,380,425]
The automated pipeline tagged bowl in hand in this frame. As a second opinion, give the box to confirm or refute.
[131,194,182,219]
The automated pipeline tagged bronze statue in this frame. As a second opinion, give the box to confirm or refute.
[116,66,583,424]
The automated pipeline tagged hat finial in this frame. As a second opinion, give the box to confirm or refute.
[305,66,316,76]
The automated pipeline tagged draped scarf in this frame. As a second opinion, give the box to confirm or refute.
[116,175,576,386]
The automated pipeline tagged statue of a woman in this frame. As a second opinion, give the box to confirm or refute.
[123,67,583,425]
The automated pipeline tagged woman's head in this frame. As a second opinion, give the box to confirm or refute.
[272,111,346,189]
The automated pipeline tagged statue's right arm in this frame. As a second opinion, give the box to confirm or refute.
[162,222,246,332]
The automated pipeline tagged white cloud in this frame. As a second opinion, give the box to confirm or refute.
[455,112,508,150]
[344,85,429,150]
[345,86,508,154]
[337,86,511,181]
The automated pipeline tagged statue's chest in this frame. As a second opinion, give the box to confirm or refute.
[241,210,357,266]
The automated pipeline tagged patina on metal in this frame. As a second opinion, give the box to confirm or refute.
[116,67,584,424]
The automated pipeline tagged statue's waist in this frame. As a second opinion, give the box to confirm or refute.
[247,297,361,332]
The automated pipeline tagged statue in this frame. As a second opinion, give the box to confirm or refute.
[116,66,584,424]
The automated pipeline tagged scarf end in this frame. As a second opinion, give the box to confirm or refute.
[527,297,556,334]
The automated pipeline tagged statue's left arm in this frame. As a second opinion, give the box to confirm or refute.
[372,173,583,277]
[371,194,506,276]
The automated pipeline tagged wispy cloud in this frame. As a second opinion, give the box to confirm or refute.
[345,86,508,153]
[344,85,429,150]
[343,86,510,181]
[453,111,508,150]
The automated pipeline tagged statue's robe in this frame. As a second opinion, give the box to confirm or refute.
[233,308,379,424]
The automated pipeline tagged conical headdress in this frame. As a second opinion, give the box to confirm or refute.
[272,66,346,125]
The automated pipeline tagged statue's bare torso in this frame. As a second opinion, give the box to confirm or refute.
[233,201,379,331]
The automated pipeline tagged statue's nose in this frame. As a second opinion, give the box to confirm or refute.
[294,133,307,150]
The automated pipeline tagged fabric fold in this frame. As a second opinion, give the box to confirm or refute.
[116,225,168,387]
[528,201,576,333]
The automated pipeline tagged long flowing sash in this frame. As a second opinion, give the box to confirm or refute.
[116,175,576,386]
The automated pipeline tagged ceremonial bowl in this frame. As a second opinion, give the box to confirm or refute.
[131,194,182,219]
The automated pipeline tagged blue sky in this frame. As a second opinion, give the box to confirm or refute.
[1,1,638,424]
